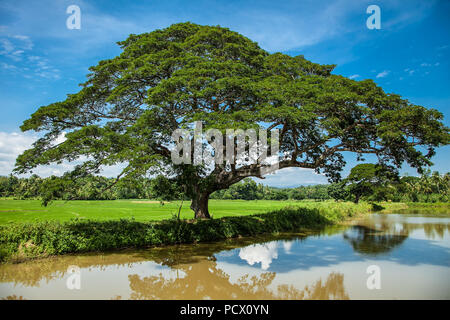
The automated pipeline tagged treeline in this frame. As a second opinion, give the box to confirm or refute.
[0,170,448,203]
[213,171,449,203]
[210,181,329,200]
[332,171,449,203]
[0,175,152,200]
[0,174,329,201]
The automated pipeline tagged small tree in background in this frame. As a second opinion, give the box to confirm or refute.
[344,164,395,203]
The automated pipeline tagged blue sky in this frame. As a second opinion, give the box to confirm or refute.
[0,0,449,187]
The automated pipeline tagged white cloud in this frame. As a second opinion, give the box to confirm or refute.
[0,131,37,175]
[1,62,17,70]
[376,70,390,78]
[0,38,14,54]
[282,241,293,254]
[256,167,328,187]
[420,62,440,68]
[13,35,33,50]
[0,131,330,186]
[0,131,124,177]
[0,0,438,56]
[233,0,437,52]
[0,0,150,56]
[0,44,61,79]
[26,55,60,79]
[349,74,360,79]
[404,68,415,75]
[239,242,279,270]
[0,34,33,61]
[0,28,61,79]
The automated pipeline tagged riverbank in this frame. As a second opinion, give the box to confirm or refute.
[379,202,450,214]
[3,211,449,300]
[1,201,448,264]
[0,202,375,263]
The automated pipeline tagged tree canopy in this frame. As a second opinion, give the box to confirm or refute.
[344,163,394,203]
[14,22,449,218]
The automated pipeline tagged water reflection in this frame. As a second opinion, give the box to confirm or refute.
[360,214,450,240]
[343,225,408,256]
[0,251,146,287]
[216,214,450,270]
[2,295,26,300]
[127,258,348,300]
[0,213,448,299]
[237,240,297,270]
[239,242,278,270]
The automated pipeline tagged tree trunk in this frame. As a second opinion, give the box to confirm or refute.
[191,193,211,219]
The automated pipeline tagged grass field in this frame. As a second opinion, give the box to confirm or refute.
[1,198,447,262]
[0,198,448,226]
[0,199,376,225]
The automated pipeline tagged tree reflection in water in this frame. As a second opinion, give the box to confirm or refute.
[343,225,408,256]
[344,215,450,256]
[127,257,349,300]
[2,214,447,299]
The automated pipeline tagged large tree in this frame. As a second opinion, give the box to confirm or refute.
[15,23,449,218]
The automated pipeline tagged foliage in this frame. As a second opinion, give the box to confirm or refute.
[149,175,185,201]
[1,168,449,206]
[332,168,449,203]
[343,164,396,203]
[13,22,449,218]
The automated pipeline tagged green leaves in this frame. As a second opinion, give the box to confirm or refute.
[15,22,450,213]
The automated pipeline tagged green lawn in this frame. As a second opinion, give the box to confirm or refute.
[0,199,319,225]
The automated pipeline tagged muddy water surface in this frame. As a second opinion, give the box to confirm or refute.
[1,212,449,300]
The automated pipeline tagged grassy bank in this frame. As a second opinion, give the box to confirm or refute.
[0,202,374,263]
[378,202,450,214]
[1,200,448,263]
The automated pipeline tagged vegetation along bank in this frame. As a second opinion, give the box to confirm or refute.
[0,202,377,263]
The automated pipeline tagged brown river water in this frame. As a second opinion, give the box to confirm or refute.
[0,212,449,300]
